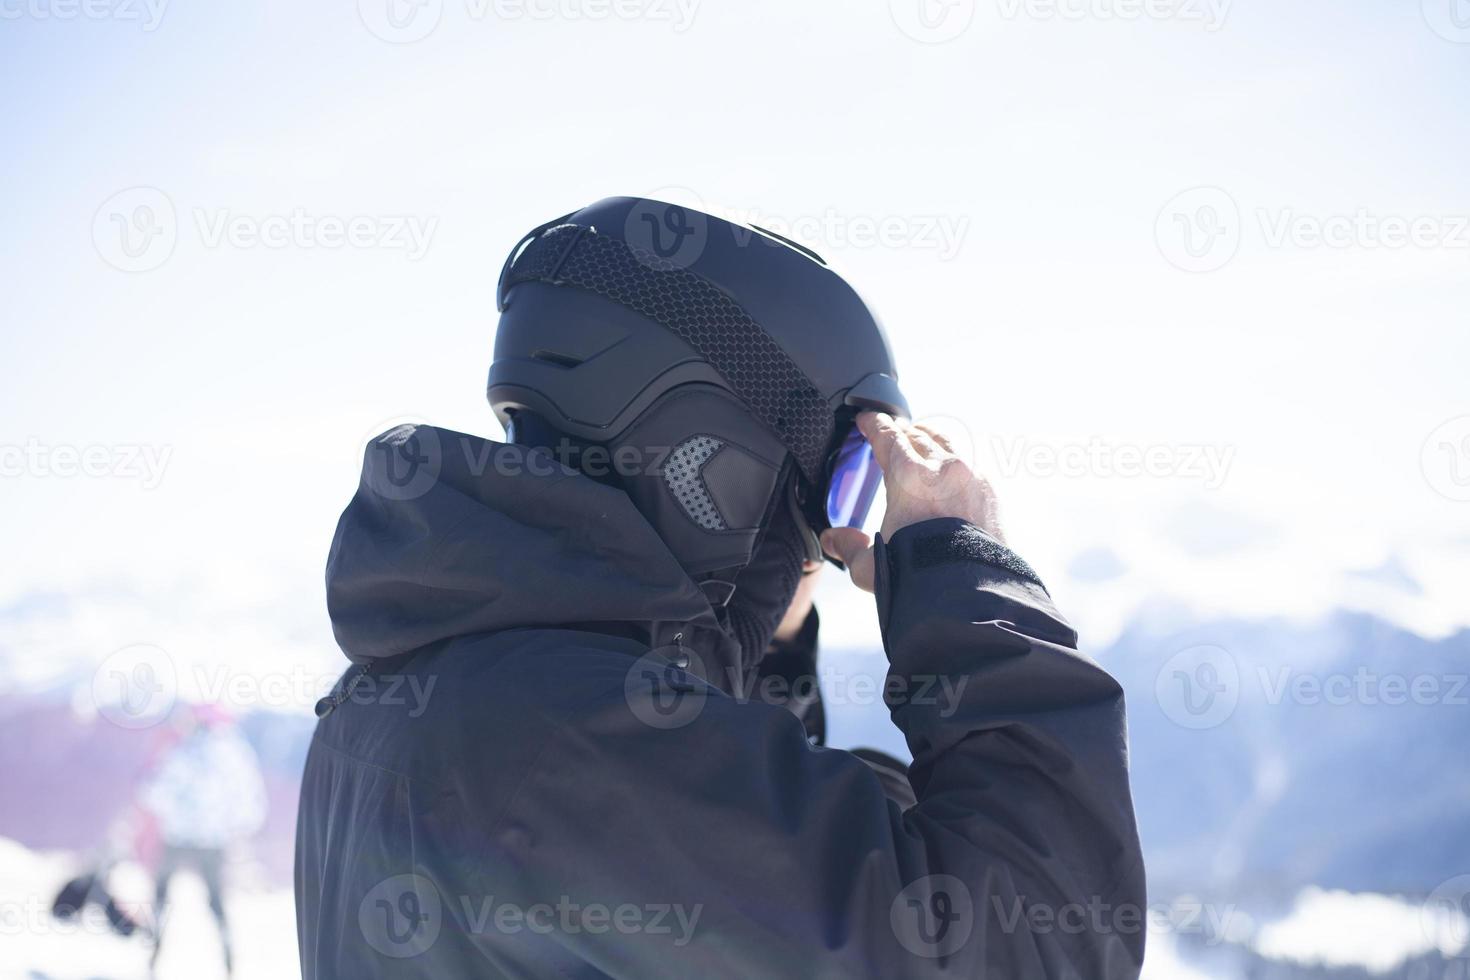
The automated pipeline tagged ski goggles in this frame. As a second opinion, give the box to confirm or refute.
[824,424,883,530]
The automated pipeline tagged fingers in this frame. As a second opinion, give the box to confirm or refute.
[856,412,900,472]
[905,425,945,460]
[910,420,956,455]
[859,412,952,466]
[858,412,929,476]
[820,526,876,593]
[820,525,869,563]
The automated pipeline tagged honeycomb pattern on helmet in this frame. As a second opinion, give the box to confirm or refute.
[506,224,833,482]
[663,436,727,531]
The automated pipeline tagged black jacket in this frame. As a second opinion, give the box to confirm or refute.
[295,427,1145,979]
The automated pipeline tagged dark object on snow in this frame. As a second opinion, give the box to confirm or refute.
[51,871,147,937]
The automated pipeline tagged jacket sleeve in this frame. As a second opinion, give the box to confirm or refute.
[486,517,1146,979]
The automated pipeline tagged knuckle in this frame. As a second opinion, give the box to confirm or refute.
[935,456,970,479]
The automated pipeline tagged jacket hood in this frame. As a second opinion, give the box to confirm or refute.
[326,425,738,674]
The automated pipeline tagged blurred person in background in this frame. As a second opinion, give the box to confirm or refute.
[142,702,267,978]
[297,199,1145,978]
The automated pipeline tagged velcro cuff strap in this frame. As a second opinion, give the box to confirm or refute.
[901,519,1045,589]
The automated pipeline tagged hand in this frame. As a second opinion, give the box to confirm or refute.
[820,413,1003,593]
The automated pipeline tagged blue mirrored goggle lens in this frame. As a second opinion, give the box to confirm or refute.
[825,427,881,529]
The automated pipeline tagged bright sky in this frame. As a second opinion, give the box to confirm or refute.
[3,0,1468,696]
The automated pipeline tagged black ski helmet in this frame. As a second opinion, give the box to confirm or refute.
[488,196,909,580]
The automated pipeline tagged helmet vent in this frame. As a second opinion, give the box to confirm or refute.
[664,436,728,531]
[531,349,584,369]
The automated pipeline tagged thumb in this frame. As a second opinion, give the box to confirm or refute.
[820,527,876,593]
